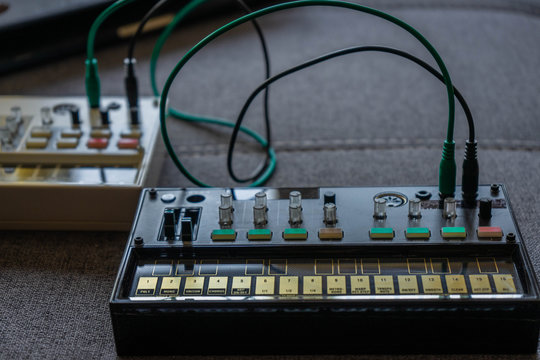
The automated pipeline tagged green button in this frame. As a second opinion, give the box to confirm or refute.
[370,227,394,239]
[406,227,431,239]
[248,229,272,241]
[441,227,466,239]
[211,229,236,241]
[283,228,308,240]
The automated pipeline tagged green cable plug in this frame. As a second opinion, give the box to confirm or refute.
[85,58,101,108]
[439,140,456,197]
[85,0,137,108]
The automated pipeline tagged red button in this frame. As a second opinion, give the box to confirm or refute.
[477,226,503,238]
[117,138,139,149]
[87,138,109,149]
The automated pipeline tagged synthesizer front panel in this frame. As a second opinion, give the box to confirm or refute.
[0,96,162,230]
[110,185,540,355]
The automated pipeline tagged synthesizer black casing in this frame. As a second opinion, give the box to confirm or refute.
[110,185,540,355]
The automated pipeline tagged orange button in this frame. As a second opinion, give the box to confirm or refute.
[87,138,108,149]
[477,226,503,238]
[117,138,139,149]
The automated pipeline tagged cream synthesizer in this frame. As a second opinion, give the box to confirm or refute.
[110,185,540,355]
[0,96,161,230]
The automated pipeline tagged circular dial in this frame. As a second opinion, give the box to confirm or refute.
[373,192,408,207]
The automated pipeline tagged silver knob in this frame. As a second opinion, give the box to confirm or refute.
[220,193,233,210]
[408,198,422,218]
[41,107,53,126]
[373,198,387,219]
[289,204,302,225]
[253,205,268,226]
[289,191,302,207]
[323,203,337,226]
[219,205,233,226]
[443,197,457,219]
[255,191,267,208]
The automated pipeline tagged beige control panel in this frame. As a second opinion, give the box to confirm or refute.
[0,96,162,230]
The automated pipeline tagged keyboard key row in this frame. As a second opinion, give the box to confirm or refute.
[135,274,517,297]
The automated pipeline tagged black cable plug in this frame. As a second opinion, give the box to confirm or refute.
[124,58,139,125]
[461,140,479,207]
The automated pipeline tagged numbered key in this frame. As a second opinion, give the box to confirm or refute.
[303,276,322,295]
[350,276,370,294]
[493,274,517,293]
[184,277,205,295]
[398,275,419,294]
[327,276,346,294]
[421,275,443,294]
[232,276,251,295]
[255,276,275,295]
[374,275,394,294]
[279,276,298,295]
[207,277,228,295]
[469,275,491,293]
[160,277,181,296]
[136,277,157,296]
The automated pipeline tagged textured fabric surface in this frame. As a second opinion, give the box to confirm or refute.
[0,1,539,359]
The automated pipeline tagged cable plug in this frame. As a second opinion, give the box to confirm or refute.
[439,140,456,198]
[85,58,101,108]
[124,58,139,125]
[461,140,479,207]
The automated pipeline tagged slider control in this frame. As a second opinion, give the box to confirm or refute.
[163,209,177,239]
[180,217,193,242]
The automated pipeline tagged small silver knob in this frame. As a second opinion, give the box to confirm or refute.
[443,197,457,219]
[323,203,337,226]
[373,198,387,219]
